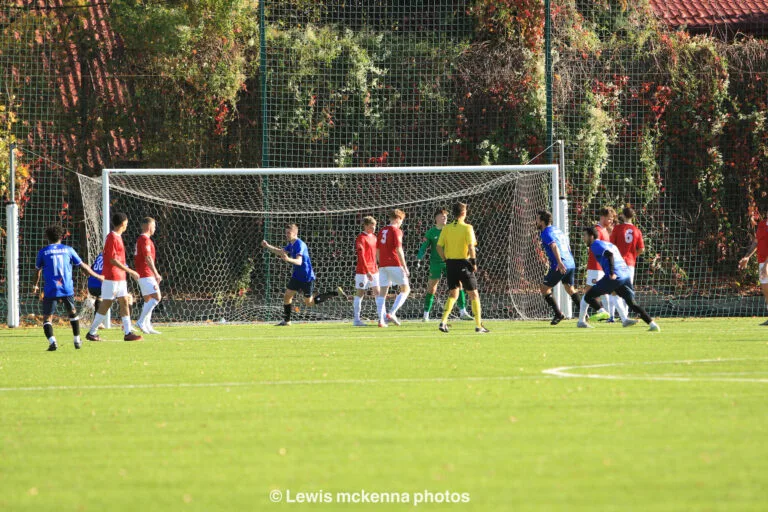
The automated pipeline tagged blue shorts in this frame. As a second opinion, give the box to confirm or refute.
[287,278,315,298]
[42,295,76,317]
[591,276,635,300]
[543,267,575,288]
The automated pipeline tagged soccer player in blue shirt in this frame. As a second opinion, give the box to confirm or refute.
[536,211,581,325]
[261,223,338,326]
[579,226,660,331]
[87,252,104,323]
[33,225,104,351]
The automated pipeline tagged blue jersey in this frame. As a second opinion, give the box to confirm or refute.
[88,253,104,289]
[589,240,630,280]
[540,226,575,271]
[284,238,315,283]
[36,243,82,298]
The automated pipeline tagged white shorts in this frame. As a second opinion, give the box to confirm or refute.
[355,273,380,290]
[760,263,768,285]
[102,280,128,300]
[139,276,160,296]
[627,266,636,284]
[379,266,409,288]
[586,269,604,286]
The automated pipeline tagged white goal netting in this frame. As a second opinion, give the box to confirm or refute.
[78,168,555,324]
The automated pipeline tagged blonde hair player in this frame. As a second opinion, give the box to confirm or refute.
[351,216,380,326]
[376,209,410,327]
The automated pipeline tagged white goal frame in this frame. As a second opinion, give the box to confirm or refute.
[97,159,569,327]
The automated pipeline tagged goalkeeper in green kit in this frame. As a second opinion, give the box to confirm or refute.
[417,207,473,322]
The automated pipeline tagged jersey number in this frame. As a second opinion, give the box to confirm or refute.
[380,229,388,244]
[52,254,66,276]
[624,229,634,244]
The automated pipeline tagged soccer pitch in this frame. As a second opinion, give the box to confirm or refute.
[1,319,767,511]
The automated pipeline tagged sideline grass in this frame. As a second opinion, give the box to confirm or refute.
[1,319,767,511]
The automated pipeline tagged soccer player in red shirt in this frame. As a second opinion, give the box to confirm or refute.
[86,212,142,341]
[608,207,645,326]
[352,216,379,326]
[578,206,615,327]
[739,212,768,324]
[376,209,410,327]
[135,217,163,334]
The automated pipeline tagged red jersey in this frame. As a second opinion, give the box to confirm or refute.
[102,231,126,281]
[587,224,610,271]
[610,223,645,267]
[377,225,403,268]
[757,220,768,264]
[134,233,157,278]
[355,232,378,275]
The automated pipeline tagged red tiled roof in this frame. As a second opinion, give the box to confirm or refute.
[650,0,768,31]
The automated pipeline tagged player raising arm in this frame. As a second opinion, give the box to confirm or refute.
[535,211,581,325]
[135,217,162,335]
[579,227,659,331]
[33,224,104,351]
[436,202,488,334]
[738,212,768,325]
[376,209,410,327]
[262,223,338,326]
[86,212,143,341]
[352,216,380,326]
[417,208,472,322]
[609,207,645,324]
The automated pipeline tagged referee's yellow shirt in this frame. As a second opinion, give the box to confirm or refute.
[437,220,477,259]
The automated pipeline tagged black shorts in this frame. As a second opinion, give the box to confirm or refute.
[287,278,315,298]
[445,259,478,292]
[543,268,576,288]
[88,286,102,298]
[42,295,76,317]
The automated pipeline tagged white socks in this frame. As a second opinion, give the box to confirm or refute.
[353,296,362,321]
[615,297,629,322]
[376,296,386,323]
[390,291,410,315]
[579,297,589,323]
[122,316,132,335]
[89,313,106,335]
[138,298,159,328]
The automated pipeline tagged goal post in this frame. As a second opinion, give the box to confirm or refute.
[79,163,569,325]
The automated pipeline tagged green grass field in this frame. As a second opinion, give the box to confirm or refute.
[1,318,768,511]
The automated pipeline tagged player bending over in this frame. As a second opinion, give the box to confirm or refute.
[262,224,338,326]
[579,206,615,324]
[738,212,768,325]
[417,207,473,322]
[579,227,659,331]
[135,217,162,334]
[352,216,380,326]
[86,212,143,341]
[376,209,410,327]
[437,202,488,334]
[535,211,581,325]
[608,207,645,324]
[34,225,104,351]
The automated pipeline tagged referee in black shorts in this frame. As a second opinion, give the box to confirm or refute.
[435,202,489,334]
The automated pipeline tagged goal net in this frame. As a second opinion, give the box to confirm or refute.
[77,166,560,324]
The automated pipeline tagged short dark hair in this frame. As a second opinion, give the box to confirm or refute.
[434,207,448,218]
[622,206,635,220]
[452,202,467,218]
[111,212,128,229]
[285,223,299,231]
[583,226,599,239]
[44,224,64,244]
[537,210,553,225]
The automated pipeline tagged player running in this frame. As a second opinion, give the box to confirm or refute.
[608,207,645,324]
[738,211,768,324]
[417,208,473,322]
[33,225,104,351]
[578,206,615,325]
[579,227,659,331]
[262,223,338,326]
[535,211,581,325]
[376,209,410,327]
[135,217,163,334]
[437,202,488,334]
[352,216,380,326]
[86,212,143,341]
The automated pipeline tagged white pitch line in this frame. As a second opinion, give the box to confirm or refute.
[542,358,768,383]
[0,375,544,393]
